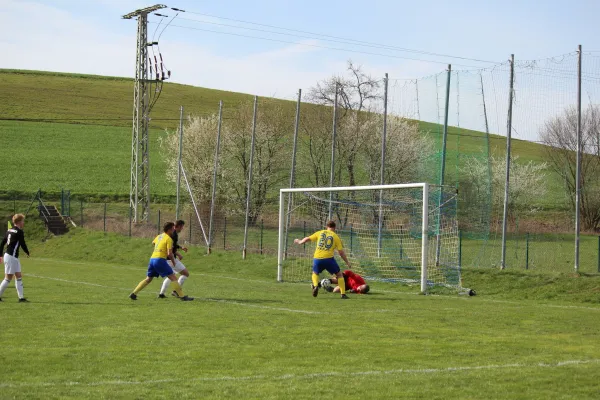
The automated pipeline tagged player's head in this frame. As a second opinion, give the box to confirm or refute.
[356,284,370,294]
[175,220,185,232]
[326,220,336,231]
[12,214,25,228]
[163,221,175,234]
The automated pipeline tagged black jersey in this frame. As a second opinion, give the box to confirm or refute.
[1,227,29,258]
[171,230,180,254]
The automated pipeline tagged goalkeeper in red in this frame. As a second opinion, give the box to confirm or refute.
[294,220,351,299]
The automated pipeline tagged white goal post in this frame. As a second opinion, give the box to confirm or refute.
[278,183,435,293]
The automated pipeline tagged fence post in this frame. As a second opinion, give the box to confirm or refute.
[157,210,161,234]
[103,203,107,232]
[303,220,306,251]
[223,216,227,250]
[189,213,192,244]
[525,233,529,270]
[458,230,462,268]
[260,219,264,255]
[129,206,132,237]
[597,235,600,273]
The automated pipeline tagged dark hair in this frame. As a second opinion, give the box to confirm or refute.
[326,220,336,229]
[361,285,370,294]
[175,220,185,227]
[163,222,175,232]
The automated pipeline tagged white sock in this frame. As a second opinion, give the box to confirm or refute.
[0,279,10,297]
[16,278,24,299]
[160,278,171,295]
[178,275,187,287]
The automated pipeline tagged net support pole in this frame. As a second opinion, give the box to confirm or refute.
[284,89,302,259]
[175,105,184,219]
[575,45,582,273]
[421,182,429,294]
[277,189,285,282]
[377,73,389,258]
[243,96,258,259]
[328,83,339,221]
[436,65,451,266]
[208,100,223,255]
[501,54,515,270]
[180,160,209,246]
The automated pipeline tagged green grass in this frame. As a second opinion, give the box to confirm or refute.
[0,229,599,398]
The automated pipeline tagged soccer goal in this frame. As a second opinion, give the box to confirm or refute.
[277,183,462,293]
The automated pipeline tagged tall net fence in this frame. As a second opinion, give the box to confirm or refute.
[3,49,600,277]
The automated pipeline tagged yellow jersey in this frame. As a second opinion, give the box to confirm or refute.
[309,229,343,259]
[151,233,174,259]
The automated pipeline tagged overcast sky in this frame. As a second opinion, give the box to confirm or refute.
[1,0,599,140]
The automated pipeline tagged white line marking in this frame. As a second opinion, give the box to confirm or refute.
[23,274,321,315]
[0,359,597,388]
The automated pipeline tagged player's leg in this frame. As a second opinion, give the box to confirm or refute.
[0,272,14,300]
[311,259,325,297]
[130,259,158,299]
[14,270,26,301]
[166,274,193,301]
[158,260,192,301]
[327,261,346,299]
[169,259,189,296]
[159,259,176,297]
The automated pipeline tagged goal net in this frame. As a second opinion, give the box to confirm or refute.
[277,183,461,293]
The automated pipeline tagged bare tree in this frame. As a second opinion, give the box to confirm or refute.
[220,100,292,224]
[307,60,382,187]
[540,105,600,230]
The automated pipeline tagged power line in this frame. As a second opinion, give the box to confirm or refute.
[171,15,499,65]
[147,21,487,68]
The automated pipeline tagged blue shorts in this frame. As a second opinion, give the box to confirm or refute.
[312,257,340,275]
[147,258,174,278]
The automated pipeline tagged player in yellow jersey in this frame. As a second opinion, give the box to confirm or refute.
[129,222,193,301]
[294,220,351,299]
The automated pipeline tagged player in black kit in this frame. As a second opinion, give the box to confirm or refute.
[0,214,30,302]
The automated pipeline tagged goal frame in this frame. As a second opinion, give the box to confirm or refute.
[278,183,430,293]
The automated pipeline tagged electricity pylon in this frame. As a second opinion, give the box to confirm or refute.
[123,4,166,222]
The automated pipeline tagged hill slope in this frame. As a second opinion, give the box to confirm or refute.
[0,69,560,205]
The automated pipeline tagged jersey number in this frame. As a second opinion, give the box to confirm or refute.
[153,235,163,252]
[317,232,334,250]
[6,233,11,246]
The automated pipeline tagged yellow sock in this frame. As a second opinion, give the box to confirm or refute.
[133,279,150,294]
[171,281,184,297]
[312,273,320,287]
[337,275,346,294]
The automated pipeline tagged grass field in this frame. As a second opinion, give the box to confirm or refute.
[1,229,600,399]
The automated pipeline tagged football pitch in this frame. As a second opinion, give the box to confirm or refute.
[1,253,600,399]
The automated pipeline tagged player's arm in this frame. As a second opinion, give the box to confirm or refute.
[0,232,6,263]
[294,237,311,245]
[337,249,351,269]
[19,230,30,257]
[294,232,318,245]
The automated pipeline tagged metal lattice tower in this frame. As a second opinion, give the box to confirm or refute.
[123,4,166,222]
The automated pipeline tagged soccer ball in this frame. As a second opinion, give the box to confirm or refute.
[320,278,331,288]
